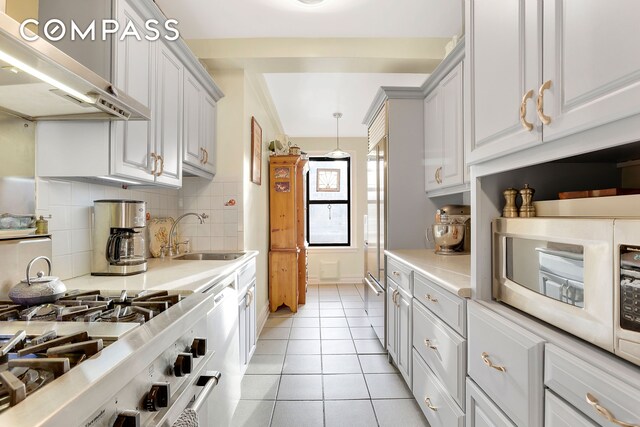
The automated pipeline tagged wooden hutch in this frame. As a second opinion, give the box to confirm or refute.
[268,155,308,312]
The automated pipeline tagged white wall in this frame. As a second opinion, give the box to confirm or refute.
[292,137,368,284]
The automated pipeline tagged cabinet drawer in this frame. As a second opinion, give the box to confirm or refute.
[545,344,640,427]
[387,257,412,294]
[414,272,466,336]
[467,302,544,427]
[238,258,256,290]
[545,390,597,427]
[413,301,466,408]
[413,349,464,427]
[466,378,515,427]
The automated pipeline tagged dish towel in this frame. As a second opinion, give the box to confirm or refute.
[172,408,199,427]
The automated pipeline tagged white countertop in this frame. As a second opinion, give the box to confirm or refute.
[385,249,471,298]
[60,251,259,294]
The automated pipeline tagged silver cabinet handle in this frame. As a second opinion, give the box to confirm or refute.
[586,393,639,427]
[191,371,222,413]
[364,277,381,296]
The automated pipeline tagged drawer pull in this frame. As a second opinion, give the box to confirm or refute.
[424,397,438,411]
[519,89,534,131]
[423,339,437,350]
[424,294,438,303]
[481,352,506,372]
[586,393,638,427]
[392,271,401,277]
[536,80,552,125]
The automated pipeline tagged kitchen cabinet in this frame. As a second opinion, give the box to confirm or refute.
[465,0,640,164]
[466,378,515,427]
[387,277,412,386]
[268,155,308,313]
[545,390,597,427]
[238,258,257,373]
[35,0,223,188]
[467,301,545,427]
[183,69,217,179]
[153,42,183,187]
[424,61,465,194]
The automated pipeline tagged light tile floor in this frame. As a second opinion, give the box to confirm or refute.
[231,283,429,427]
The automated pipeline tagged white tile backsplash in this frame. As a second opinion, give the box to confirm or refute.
[179,177,244,252]
[38,178,179,280]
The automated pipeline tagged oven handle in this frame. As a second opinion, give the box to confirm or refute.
[364,275,383,296]
[191,371,222,413]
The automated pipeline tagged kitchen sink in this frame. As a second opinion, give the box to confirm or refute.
[173,252,246,261]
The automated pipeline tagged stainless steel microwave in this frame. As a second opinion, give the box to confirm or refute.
[493,217,640,366]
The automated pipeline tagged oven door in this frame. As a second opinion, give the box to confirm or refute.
[493,217,614,351]
[364,273,386,348]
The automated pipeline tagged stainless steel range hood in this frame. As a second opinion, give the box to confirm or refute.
[0,12,150,121]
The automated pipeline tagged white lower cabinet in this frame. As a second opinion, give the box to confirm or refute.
[238,259,257,373]
[466,378,515,427]
[413,349,464,427]
[467,301,545,427]
[387,279,412,386]
[545,390,597,427]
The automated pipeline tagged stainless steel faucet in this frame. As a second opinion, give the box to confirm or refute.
[169,212,208,256]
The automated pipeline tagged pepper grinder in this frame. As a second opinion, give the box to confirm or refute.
[519,184,536,217]
[502,188,519,218]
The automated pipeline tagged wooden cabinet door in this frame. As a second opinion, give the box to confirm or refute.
[111,0,154,183]
[424,89,442,192]
[183,70,203,168]
[465,0,542,164]
[154,43,183,187]
[542,0,640,142]
[397,286,412,386]
[440,62,464,189]
[201,94,217,175]
[269,159,298,249]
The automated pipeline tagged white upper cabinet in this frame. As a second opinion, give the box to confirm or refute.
[425,61,464,193]
[465,0,542,165]
[111,0,155,183]
[542,0,640,141]
[154,43,183,187]
[466,0,640,164]
[183,69,218,179]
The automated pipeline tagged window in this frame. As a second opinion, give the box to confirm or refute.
[306,156,351,246]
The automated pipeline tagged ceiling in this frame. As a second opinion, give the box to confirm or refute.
[155,0,463,137]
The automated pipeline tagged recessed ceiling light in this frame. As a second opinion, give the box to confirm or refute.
[298,0,325,5]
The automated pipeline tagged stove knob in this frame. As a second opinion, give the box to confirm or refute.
[174,352,193,377]
[113,410,140,427]
[145,383,170,412]
[190,338,207,358]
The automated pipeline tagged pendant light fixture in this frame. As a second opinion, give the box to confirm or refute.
[326,112,350,159]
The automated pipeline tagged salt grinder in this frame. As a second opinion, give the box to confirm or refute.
[502,188,519,218]
[519,184,536,217]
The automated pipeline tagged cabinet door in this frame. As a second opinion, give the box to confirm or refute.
[440,62,464,188]
[155,43,183,187]
[201,94,217,175]
[396,286,412,387]
[111,1,154,183]
[465,0,542,164]
[387,281,398,359]
[466,379,516,427]
[238,297,248,368]
[542,0,640,141]
[424,90,441,192]
[545,390,597,427]
[183,70,203,168]
[247,282,257,361]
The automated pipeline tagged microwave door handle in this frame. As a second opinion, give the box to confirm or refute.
[191,371,222,413]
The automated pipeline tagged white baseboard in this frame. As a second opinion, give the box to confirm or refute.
[308,276,363,285]
[257,302,269,335]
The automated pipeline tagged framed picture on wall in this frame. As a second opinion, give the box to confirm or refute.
[251,117,262,185]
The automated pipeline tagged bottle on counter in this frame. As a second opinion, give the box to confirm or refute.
[35,215,49,234]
